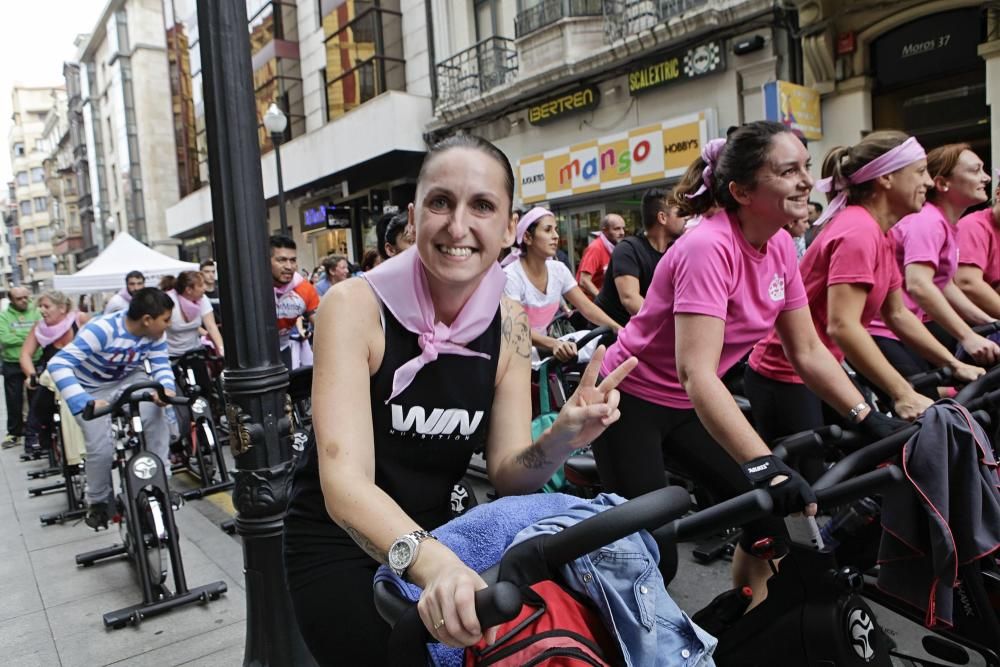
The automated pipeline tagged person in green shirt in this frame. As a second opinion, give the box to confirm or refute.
[0,287,40,448]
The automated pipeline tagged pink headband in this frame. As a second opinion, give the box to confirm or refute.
[685,138,727,199]
[501,207,553,266]
[813,136,927,227]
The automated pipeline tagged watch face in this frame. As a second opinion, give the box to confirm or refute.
[388,539,413,571]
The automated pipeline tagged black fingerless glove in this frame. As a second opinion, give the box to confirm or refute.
[858,410,908,441]
[742,455,817,516]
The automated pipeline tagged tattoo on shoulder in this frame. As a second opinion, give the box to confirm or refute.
[515,442,551,470]
[511,310,531,358]
[344,525,387,564]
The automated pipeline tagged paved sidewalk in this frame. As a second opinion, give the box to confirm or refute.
[0,408,246,666]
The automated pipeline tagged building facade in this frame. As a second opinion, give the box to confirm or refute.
[78,0,182,255]
[165,0,434,269]
[9,86,65,290]
[427,0,800,268]
[791,0,996,175]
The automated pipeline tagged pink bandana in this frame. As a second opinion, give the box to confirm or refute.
[168,290,203,323]
[599,232,615,254]
[363,247,505,402]
[34,312,77,347]
[813,136,927,227]
[501,207,554,267]
[117,287,133,302]
[685,138,727,199]
[274,271,304,299]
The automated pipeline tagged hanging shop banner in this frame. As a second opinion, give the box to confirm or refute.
[627,41,725,96]
[528,85,601,126]
[763,80,822,141]
[301,204,352,234]
[517,110,715,204]
[872,8,981,88]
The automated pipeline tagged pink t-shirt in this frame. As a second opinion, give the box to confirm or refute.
[602,209,807,408]
[750,206,903,384]
[503,259,577,333]
[867,203,958,339]
[957,207,1000,286]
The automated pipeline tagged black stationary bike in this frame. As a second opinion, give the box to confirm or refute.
[34,381,87,525]
[74,381,227,629]
[169,349,233,500]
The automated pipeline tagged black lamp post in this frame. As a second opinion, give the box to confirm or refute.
[263,102,289,237]
[196,1,314,665]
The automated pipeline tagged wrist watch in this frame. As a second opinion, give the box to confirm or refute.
[388,529,437,578]
[848,401,870,423]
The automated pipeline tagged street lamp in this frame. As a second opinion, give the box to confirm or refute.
[263,102,289,237]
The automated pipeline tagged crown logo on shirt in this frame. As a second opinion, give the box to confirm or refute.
[768,273,785,302]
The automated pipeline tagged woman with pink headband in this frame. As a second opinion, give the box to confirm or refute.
[956,179,1000,318]
[866,143,999,371]
[283,134,635,665]
[594,121,877,608]
[746,132,983,445]
[502,206,620,362]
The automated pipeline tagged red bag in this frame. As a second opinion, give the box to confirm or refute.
[464,579,620,666]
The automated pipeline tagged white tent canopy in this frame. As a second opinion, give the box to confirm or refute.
[53,232,200,294]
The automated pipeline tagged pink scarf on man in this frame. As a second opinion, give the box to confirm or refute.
[167,290,203,323]
[34,312,78,347]
[363,247,505,402]
[274,271,305,300]
[116,287,133,302]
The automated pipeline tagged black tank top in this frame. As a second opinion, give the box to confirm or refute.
[284,301,501,564]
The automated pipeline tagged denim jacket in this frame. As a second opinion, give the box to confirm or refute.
[510,493,717,667]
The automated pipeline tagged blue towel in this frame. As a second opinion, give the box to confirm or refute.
[374,492,583,667]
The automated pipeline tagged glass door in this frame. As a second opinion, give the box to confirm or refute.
[555,205,605,274]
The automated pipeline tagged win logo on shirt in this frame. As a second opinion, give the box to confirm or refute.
[390,404,485,439]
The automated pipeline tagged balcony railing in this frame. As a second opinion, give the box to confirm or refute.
[436,37,518,109]
[515,0,604,38]
[603,0,707,42]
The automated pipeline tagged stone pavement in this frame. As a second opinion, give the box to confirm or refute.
[0,404,246,666]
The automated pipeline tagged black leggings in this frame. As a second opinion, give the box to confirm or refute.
[284,527,390,666]
[743,367,825,444]
[871,336,935,400]
[25,385,56,449]
[591,390,784,557]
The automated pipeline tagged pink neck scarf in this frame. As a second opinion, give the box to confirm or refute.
[364,247,505,402]
[168,290,203,323]
[117,287,133,302]
[685,138,727,199]
[34,312,77,347]
[274,271,304,299]
[599,232,615,254]
[500,207,554,267]
[813,136,927,227]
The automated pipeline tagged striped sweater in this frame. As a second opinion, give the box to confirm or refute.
[49,311,176,415]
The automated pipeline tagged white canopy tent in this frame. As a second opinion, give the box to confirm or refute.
[53,232,200,295]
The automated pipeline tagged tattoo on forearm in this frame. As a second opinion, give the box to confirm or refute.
[345,525,387,564]
[515,442,552,469]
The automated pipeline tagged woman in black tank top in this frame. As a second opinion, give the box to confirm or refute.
[20,290,87,453]
[283,135,637,666]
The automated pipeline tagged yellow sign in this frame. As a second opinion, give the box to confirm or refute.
[528,86,600,126]
[763,81,822,141]
[516,111,714,204]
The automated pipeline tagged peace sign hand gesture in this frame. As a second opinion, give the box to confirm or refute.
[550,346,638,450]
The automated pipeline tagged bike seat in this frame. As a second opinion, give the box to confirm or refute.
[565,454,601,488]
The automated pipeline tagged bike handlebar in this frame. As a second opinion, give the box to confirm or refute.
[954,363,1000,405]
[82,381,191,420]
[171,348,224,364]
[908,366,954,393]
[972,321,1000,336]
[536,326,616,365]
[771,425,843,462]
